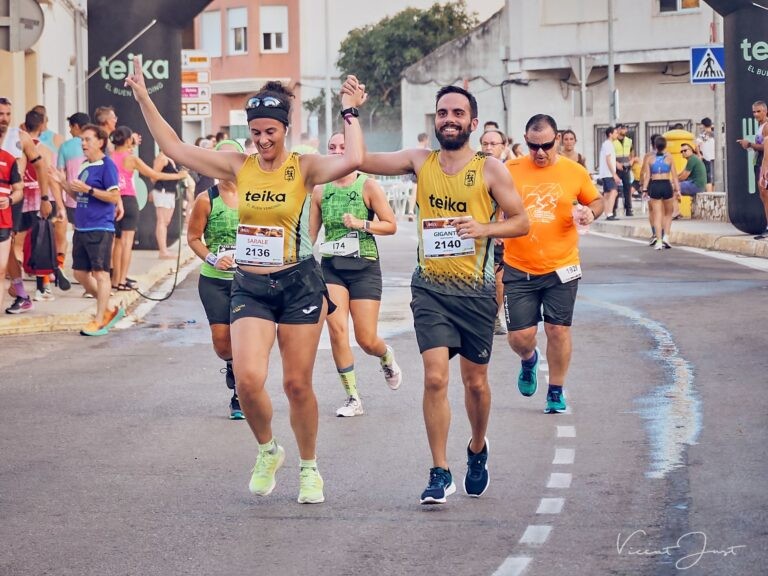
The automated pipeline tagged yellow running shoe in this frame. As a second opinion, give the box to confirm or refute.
[248,443,285,496]
[297,466,325,504]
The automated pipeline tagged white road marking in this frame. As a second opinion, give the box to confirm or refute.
[491,556,531,576]
[553,448,575,465]
[547,472,572,488]
[557,425,576,438]
[519,525,553,545]
[536,497,565,514]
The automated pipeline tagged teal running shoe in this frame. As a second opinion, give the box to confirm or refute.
[545,389,567,414]
[517,347,540,397]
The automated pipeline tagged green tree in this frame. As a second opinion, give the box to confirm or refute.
[336,1,478,120]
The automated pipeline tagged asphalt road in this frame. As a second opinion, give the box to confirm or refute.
[1,226,766,576]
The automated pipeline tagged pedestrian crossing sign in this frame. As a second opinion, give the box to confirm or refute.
[690,45,725,84]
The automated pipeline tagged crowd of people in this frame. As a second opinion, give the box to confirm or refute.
[3,68,765,508]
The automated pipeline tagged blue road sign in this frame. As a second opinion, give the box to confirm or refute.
[690,45,725,84]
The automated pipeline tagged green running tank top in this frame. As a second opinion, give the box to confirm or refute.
[321,173,378,259]
[202,185,239,280]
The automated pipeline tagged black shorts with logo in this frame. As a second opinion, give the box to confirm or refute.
[410,285,497,365]
[72,229,114,272]
[320,256,382,301]
[115,195,140,237]
[230,258,334,325]
[198,274,233,325]
[502,264,579,330]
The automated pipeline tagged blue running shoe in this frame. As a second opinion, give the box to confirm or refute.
[517,347,540,397]
[464,438,489,497]
[544,389,567,414]
[420,467,455,505]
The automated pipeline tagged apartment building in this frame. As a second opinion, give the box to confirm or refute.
[193,0,301,143]
[402,0,725,171]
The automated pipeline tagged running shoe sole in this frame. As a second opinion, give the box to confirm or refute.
[420,482,456,505]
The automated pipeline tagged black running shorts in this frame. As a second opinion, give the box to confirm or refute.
[198,274,233,325]
[230,258,334,325]
[115,195,140,237]
[648,180,673,201]
[72,230,114,272]
[320,256,382,301]
[502,264,578,331]
[410,285,496,365]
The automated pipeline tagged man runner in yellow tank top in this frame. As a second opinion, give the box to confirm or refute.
[361,86,529,504]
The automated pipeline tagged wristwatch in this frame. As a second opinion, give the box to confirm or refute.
[340,107,360,119]
[87,188,95,196]
[41,195,50,201]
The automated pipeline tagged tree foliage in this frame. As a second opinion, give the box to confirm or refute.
[336,1,478,113]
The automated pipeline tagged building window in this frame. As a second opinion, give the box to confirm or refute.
[260,5,288,53]
[659,0,699,13]
[200,11,222,58]
[228,7,248,55]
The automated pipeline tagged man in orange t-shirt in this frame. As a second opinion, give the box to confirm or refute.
[503,114,603,414]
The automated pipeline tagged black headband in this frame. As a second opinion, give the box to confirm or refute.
[246,106,289,126]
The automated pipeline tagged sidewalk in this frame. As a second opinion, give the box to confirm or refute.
[591,208,768,259]
[0,240,196,337]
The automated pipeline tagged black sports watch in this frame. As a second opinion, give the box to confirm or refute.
[340,107,360,119]
[88,188,95,196]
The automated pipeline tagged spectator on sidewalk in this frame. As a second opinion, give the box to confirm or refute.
[598,126,621,220]
[57,113,91,272]
[613,123,634,216]
[559,129,586,167]
[678,143,707,198]
[696,117,716,192]
[737,100,767,239]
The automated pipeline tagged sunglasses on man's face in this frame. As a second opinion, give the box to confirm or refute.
[525,138,557,152]
[246,96,284,110]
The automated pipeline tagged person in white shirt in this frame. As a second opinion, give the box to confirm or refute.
[597,126,621,220]
[696,117,715,192]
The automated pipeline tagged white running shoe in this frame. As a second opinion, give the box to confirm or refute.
[380,345,402,390]
[33,288,55,302]
[336,396,364,417]
[653,239,663,251]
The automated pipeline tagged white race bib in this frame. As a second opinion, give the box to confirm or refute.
[422,218,475,258]
[235,225,284,266]
[216,244,237,271]
[555,264,582,283]
[319,231,360,257]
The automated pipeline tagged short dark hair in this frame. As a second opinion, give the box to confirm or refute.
[483,120,499,129]
[435,85,478,119]
[700,117,712,127]
[24,110,44,132]
[417,132,428,143]
[67,112,91,127]
[525,114,558,134]
[605,126,616,138]
[654,136,667,152]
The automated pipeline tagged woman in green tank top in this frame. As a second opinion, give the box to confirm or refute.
[309,132,402,418]
[187,140,243,419]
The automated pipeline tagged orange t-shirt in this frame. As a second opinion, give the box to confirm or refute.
[503,156,600,275]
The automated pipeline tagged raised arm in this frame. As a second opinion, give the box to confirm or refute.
[300,76,368,187]
[124,56,243,181]
[360,148,430,177]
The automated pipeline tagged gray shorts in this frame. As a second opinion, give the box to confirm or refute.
[502,264,578,330]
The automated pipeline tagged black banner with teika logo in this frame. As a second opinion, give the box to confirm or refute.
[87,1,212,249]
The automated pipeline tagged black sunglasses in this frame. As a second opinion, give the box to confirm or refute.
[246,96,284,110]
[525,138,557,152]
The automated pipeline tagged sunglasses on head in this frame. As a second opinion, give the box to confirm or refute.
[525,138,557,152]
[246,96,284,110]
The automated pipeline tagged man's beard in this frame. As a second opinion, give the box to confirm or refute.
[435,124,471,151]
[0,123,7,136]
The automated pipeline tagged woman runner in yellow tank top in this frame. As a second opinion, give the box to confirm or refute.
[126,57,368,505]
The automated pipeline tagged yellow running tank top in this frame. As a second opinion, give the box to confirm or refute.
[235,152,312,265]
[414,151,497,296]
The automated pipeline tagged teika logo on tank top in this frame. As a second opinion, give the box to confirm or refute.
[429,193,467,212]
[245,189,287,204]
